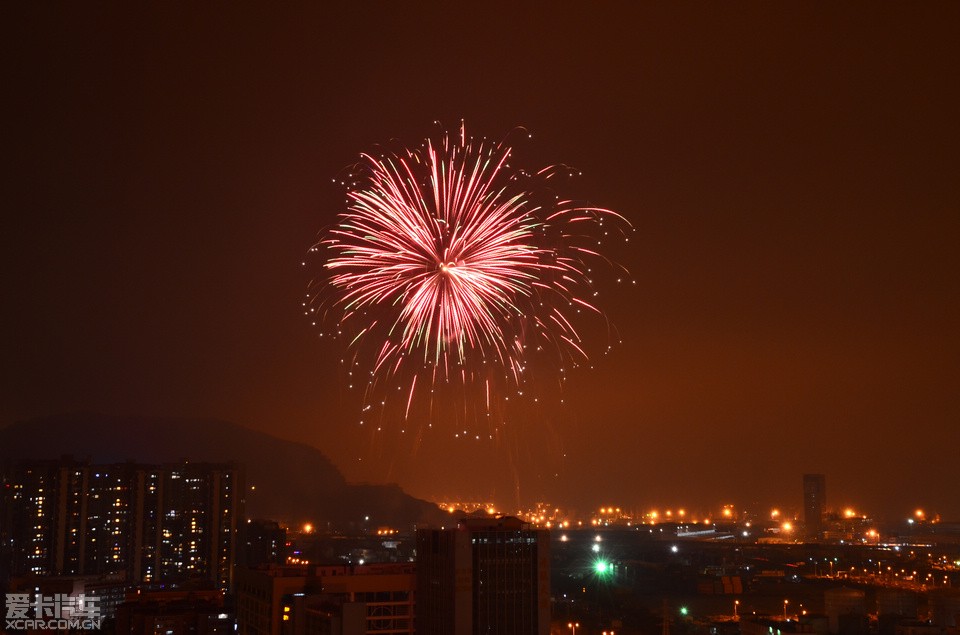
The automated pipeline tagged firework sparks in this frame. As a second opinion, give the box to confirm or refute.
[308,124,631,430]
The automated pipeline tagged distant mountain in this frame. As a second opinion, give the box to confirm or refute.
[0,413,447,529]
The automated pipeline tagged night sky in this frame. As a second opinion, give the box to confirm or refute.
[4,5,958,519]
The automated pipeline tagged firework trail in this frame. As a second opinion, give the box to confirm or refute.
[306,123,631,434]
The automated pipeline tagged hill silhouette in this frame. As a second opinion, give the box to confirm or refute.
[0,413,447,529]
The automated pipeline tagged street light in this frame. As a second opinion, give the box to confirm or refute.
[567,622,580,634]
[734,600,740,619]
[783,599,789,620]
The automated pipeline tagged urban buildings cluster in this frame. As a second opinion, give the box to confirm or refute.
[0,457,242,588]
[2,460,959,635]
[439,474,945,549]
[234,517,551,635]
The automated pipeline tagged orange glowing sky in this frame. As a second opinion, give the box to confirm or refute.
[3,4,958,518]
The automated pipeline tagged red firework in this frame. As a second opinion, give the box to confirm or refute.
[308,124,630,424]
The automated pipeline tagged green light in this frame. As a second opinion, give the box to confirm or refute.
[594,560,610,575]
[680,607,689,616]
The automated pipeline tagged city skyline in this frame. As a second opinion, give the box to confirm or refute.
[0,414,952,524]
[3,5,959,519]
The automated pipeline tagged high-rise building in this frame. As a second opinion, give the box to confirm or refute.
[159,463,242,591]
[2,458,243,590]
[416,516,550,635]
[235,563,415,635]
[5,572,130,622]
[241,520,287,568]
[803,473,826,540]
[115,589,232,635]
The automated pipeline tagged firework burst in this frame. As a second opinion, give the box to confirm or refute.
[307,124,631,433]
